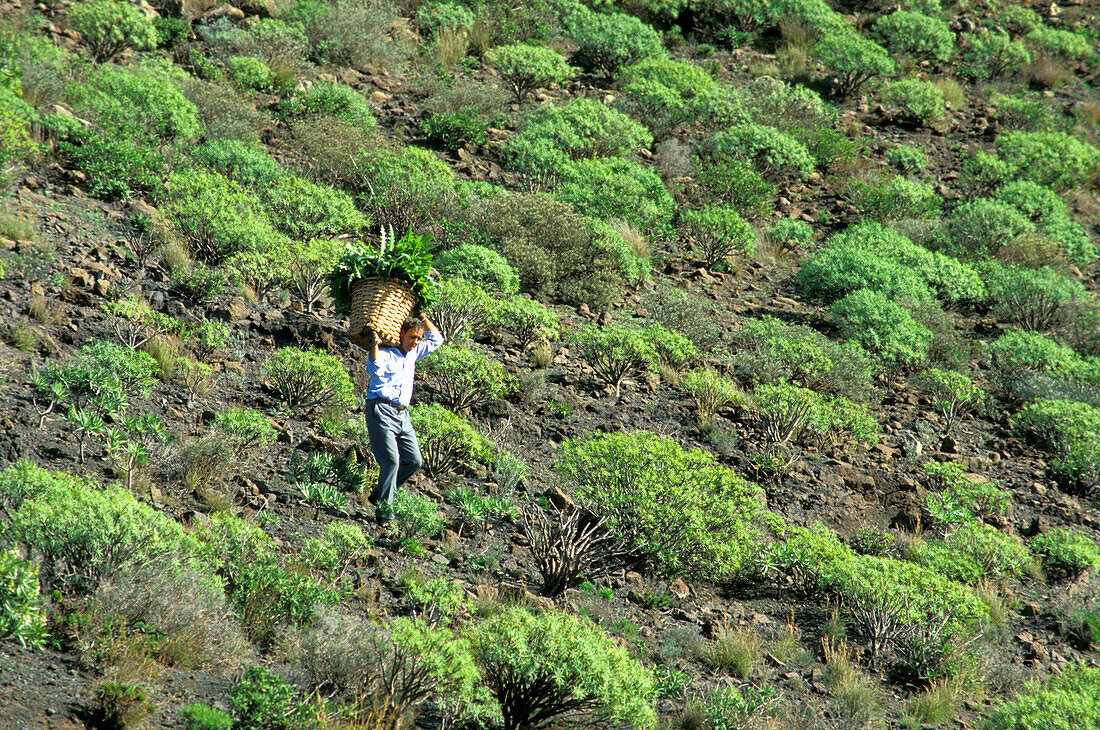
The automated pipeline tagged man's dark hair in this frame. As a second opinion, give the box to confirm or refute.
[401,316,426,334]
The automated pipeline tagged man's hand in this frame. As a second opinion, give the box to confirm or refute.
[361,327,379,347]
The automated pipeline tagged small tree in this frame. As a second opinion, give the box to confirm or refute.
[679,204,755,269]
[68,0,158,62]
[287,237,345,313]
[466,607,657,730]
[423,345,514,413]
[490,296,560,348]
[917,368,984,435]
[812,33,896,97]
[570,324,656,397]
[263,347,355,413]
[486,44,575,103]
[682,368,742,432]
[409,404,493,477]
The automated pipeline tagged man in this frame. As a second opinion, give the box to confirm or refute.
[361,315,443,524]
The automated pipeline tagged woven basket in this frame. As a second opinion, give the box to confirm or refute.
[347,276,419,347]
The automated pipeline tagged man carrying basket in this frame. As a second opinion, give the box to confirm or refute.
[361,315,443,525]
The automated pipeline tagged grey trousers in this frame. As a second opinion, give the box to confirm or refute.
[365,401,423,506]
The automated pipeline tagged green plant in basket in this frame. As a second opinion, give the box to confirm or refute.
[328,228,438,311]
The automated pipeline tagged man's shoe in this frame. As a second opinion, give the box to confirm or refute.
[375,507,394,525]
[367,493,380,507]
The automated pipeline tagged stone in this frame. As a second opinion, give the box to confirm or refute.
[545,486,574,512]
[940,434,958,453]
[68,267,93,288]
[669,577,690,600]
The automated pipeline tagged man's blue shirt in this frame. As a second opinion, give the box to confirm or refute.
[362,330,443,406]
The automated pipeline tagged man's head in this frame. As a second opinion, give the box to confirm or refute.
[398,317,426,354]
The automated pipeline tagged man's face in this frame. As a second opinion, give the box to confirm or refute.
[399,327,425,354]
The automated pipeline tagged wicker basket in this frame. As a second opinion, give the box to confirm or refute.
[347,276,419,347]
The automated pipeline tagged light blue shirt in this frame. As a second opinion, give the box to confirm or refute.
[363,331,443,406]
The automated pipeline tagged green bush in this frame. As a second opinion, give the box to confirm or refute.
[486,44,575,102]
[1016,399,1100,492]
[991,131,1100,191]
[430,277,496,342]
[164,169,287,264]
[741,76,834,133]
[693,156,775,220]
[831,289,932,369]
[68,0,157,62]
[957,30,1031,80]
[506,98,652,170]
[436,244,519,294]
[981,261,1085,331]
[231,665,310,730]
[0,86,38,167]
[642,284,720,352]
[988,329,1082,382]
[213,408,277,456]
[423,344,514,412]
[77,339,161,397]
[709,124,815,182]
[1029,528,1100,581]
[418,0,474,35]
[570,323,657,397]
[76,62,201,142]
[191,139,282,189]
[275,81,378,136]
[556,157,675,236]
[990,92,1055,132]
[886,145,929,172]
[811,33,896,97]
[181,702,234,730]
[922,461,1010,523]
[0,547,47,648]
[761,218,813,251]
[466,606,656,730]
[616,57,747,136]
[751,382,879,447]
[844,174,941,221]
[555,430,776,579]
[225,55,272,91]
[679,204,754,268]
[568,9,666,77]
[258,175,366,241]
[797,222,985,305]
[353,141,456,233]
[682,368,742,431]
[490,295,560,346]
[905,522,1030,584]
[282,0,411,70]
[995,180,1098,266]
[410,403,493,477]
[205,17,309,75]
[940,198,1035,260]
[263,347,355,412]
[1025,26,1093,60]
[917,368,984,433]
[999,5,1041,36]
[731,315,874,400]
[880,78,945,124]
[987,662,1100,730]
[872,11,955,63]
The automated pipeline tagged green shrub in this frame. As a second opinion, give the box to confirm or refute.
[68,0,157,62]
[642,284,720,352]
[731,315,874,400]
[880,78,945,124]
[844,174,941,221]
[204,16,309,74]
[617,57,747,136]
[225,55,272,91]
[981,261,1085,331]
[1016,399,1100,492]
[555,157,675,236]
[6,467,188,594]
[164,169,287,264]
[353,141,457,233]
[490,295,560,346]
[410,403,493,477]
[424,344,514,412]
[990,92,1055,132]
[283,0,411,70]
[418,0,474,35]
[709,124,815,182]
[436,244,519,294]
[682,368,742,431]
[258,176,366,241]
[987,662,1100,730]
[555,430,776,579]
[263,347,355,412]
[831,289,932,369]
[214,408,276,456]
[1029,528,1100,581]
[570,323,658,397]
[191,139,282,189]
[275,81,378,136]
[811,33,896,97]
[77,62,201,142]
[906,522,1030,584]
[694,156,775,220]
[77,339,161,397]
[988,329,1082,383]
[872,11,955,63]
[917,368,984,433]
[231,665,310,730]
[679,204,754,268]
[992,131,1100,191]
[641,322,697,369]
[741,76,834,133]
[797,222,985,305]
[957,30,1031,80]
[922,461,1011,523]
[568,9,666,77]
[430,277,496,342]
[506,98,652,170]
[940,198,1035,259]
[0,547,47,648]
[486,44,575,102]
[751,382,879,447]
[0,86,38,167]
[1025,26,1093,60]
[466,606,656,730]
[994,180,1098,266]
[181,702,234,730]
[885,145,929,172]
[999,5,1041,36]
[761,218,813,252]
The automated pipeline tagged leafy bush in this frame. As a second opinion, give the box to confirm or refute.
[0,86,38,167]
[78,339,162,397]
[181,702,234,730]
[225,56,272,91]
[872,11,955,63]
[987,662,1100,730]
[981,261,1085,331]
[466,606,656,730]
[77,62,202,142]
[555,430,776,580]
[258,176,366,241]
[679,204,754,268]
[214,408,277,456]
[831,289,932,369]
[67,0,156,61]
[1029,528,1100,581]
[570,324,656,397]
[880,79,945,124]
[682,368,742,431]
[490,295,560,347]
[486,44,575,102]
[568,9,666,77]
[231,665,310,730]
[555,157,675,235]
[417,0,474,35]
[0,548,47,648]
[263,347,355,412]
[693,156,775,220]
[811,33,896,97]
[410,403,493,477]
[616,57,747,136]
[990,92,1055,132]
[730,315,874,400]
[939,198,1035,260]
[886,145,929,172]
[797,222,985,306]
[642,322,697,369]
[917,368,984,434]
[844,174,941,221]
[1016,399,1100,492]
[751,382,879,447]
[282,0,411,71]
[435,244,519,294]
[191,139,282,189]
[642,284,720,352]
[922,461,1011,523]
[424,344,514,412]
[906,522,1030,584]
[430,277,495,342]
[988,329,1083,386]
[1025,26,1093,60]
[991,131,1100,191]
[506,98,652,170]
[957,30,1031,80]
[275,81,378,136]
[999,5,1041,36]
[180,78,270,143]
[741,76,834,133]
[994,180,1098,266]
[709,124,815,182]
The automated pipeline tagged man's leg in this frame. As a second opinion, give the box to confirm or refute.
[394,411,424,489]
[366,404,401,512]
